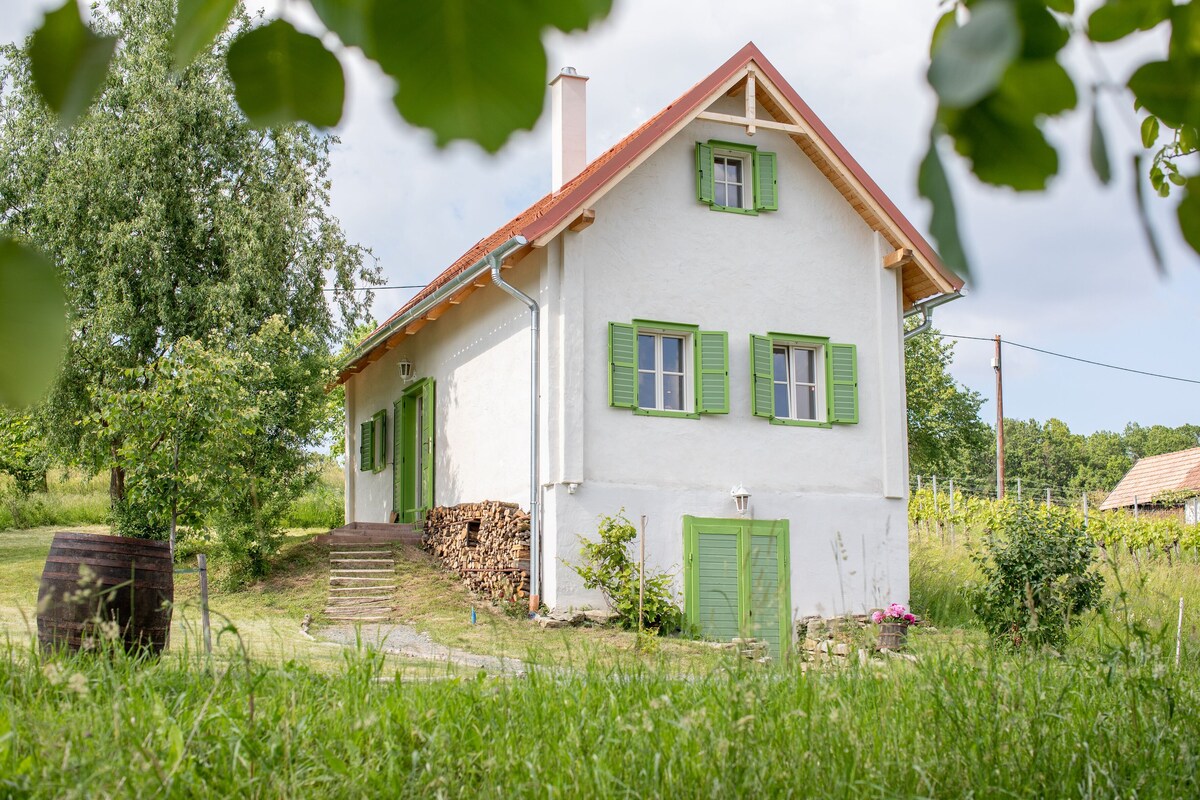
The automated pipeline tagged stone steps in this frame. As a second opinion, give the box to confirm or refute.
[324,536,398,622]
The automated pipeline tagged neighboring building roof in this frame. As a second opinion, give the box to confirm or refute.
[1099,447,1200,510]
[339,42,963,383]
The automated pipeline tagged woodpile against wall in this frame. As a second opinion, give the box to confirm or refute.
[422,502,531,602]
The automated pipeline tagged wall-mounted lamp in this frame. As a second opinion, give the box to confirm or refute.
[731,485,750,516]
[398,357,414,382]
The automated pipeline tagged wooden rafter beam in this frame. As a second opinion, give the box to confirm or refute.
[744,68,757,136]
[695,111,805,136]
[405,318,428,336]
[883,248,915,270]
[568,209,595,232]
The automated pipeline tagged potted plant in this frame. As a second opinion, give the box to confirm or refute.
[871,603,917,649]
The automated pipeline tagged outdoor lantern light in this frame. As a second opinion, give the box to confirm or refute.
[731,485,750,516]
[398,357,414,381]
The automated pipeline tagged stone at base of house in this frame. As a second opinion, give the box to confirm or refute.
[796,613,922,665]
[534,608,621,629]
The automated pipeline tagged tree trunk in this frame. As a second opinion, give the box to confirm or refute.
[109,465,125,504]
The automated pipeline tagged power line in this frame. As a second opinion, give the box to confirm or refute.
[936,333,1200,386]
[323,284,426,292]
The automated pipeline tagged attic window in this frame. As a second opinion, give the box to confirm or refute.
[696,140,778,214]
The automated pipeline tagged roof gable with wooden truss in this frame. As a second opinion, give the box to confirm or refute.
[1099,447,1200,510]
[339,42,962,382]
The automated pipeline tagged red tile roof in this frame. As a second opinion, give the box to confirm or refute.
[1099,447,1200,510]
[340,42,960,381]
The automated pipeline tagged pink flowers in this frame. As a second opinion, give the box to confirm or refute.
[872,603,916,625]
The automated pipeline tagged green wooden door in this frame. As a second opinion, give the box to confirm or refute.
[394,379,434,523]
[690,521,741,643]
[684,517,791,659]
[745,527,789,658]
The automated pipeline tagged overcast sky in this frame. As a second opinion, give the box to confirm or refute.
[5,1,1198,436]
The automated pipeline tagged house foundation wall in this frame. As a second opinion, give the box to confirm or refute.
[542,481,908,621]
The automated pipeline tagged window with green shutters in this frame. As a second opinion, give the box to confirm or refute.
[695,140,778,214]
[608,320,728,418]
[358,419,373,472]
[750,334,858,426]
[358,410,387,471]
[370,409,386,472]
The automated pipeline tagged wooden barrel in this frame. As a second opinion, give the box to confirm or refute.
[37,532,173,655]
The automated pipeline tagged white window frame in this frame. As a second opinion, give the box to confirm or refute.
[712,149,754,211]
[636,329,695,414]
[772,343,826,423]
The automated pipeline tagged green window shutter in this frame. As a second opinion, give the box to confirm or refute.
[421,380,435,511]
[359,420,372,472]
[828,343,858,424]
[372,409,387,471]
[750,335,774,418]
[754,151,778,211]
[696,142,714,205]
[608,322,637,409]
[696,330,729,414]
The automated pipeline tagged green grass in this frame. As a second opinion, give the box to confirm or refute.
[1,643,1197,797]
[910,530,1200,661]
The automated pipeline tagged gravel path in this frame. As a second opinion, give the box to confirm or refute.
[315,622,526,675]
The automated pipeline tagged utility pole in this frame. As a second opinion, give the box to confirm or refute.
[994,334,1005,499]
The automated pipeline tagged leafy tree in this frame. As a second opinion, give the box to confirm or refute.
[1003,417,1085,494]
[905,327,993,482]
[1122,422,1200,459]
[0,0,614,409]
[922,0,1200,276]
[1074,429,1131,493]
[0,0,375,556]
[970,504,1105,652]
[0,408,49,495]
[92,337,260,552]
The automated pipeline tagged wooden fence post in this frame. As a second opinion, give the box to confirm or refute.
[198,554,212,656]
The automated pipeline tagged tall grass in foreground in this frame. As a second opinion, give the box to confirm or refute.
[1,641,1197,798]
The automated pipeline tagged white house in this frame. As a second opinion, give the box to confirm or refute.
[336,43,962,656]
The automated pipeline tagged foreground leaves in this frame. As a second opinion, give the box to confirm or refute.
[0,239,66,408]
[226,20,345,128]
[29,0,117,128]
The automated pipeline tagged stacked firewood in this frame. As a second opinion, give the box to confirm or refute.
[422,502,531,601]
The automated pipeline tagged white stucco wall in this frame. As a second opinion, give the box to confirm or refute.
[345,259,544,522]
[348,96,913,630]
[543,109,911,616]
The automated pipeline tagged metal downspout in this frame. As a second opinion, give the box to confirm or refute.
[903,290,963,341]
[487,236,541,612]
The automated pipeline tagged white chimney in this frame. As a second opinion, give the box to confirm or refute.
[550,67,588,193]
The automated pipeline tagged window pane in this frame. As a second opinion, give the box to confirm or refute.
[662,336,683,373]
[774,383,789,418]
[727,158,742,184]
[796,385,816,420]
[794,348,815,384]
[638,334,655,371]
[714,159,726,181]
[714,183,727,207]
[663,375,684,411]
[728,184,742,208]
[773,348,788,380]
[638,372,656,409]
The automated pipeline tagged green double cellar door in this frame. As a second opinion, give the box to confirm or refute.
[683,517,791,658]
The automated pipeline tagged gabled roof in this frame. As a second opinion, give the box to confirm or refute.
[1099,447,1200,510]
[339,42,962,382]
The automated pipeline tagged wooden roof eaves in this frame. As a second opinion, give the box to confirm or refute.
[745,58,962,300]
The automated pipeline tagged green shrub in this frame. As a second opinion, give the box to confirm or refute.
[572,512,682,634]
[970,505,1104,651]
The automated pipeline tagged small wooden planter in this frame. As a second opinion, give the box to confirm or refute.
[877,622,908,650]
